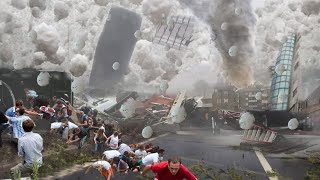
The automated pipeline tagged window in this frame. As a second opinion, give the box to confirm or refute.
[293,88,298,97]
[224,99,228,103]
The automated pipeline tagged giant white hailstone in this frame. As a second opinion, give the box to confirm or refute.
[50,47,66,64]
[171,107,187,123]
[112,62,120,70]
[167,19,174,29]
[94,0,108,6]
[142,126,153,139]
[159,80,169,92]
[29,0,47,11]
[275,64,286,75]
[11,0,27,9]
[31,7,41,18]
[278,92,288,103]
[235,7,243,15]
[13,60,24,70]
[71,78,85,94]
[33,51,46,65]
[288,118,299,130]
[120,98,137,119]
[69,54,88,77]
[164,44,170,51]
[221,22,229,30]
[255,92,262,100]
[34,23,60,55]
[54,1,69,21]
[239,112,255,130]
[175,59,182,67]
[37,72,50,86]
[228,46,238,57]
[134,30,142,39]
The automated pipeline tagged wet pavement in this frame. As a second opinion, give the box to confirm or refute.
[52,130,312,180]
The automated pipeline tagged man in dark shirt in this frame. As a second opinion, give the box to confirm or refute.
[141,156,197,180]
[68,127,88,149]
[0,110,9,147]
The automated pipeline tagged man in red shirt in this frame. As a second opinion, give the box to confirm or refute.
[141,156,197,180]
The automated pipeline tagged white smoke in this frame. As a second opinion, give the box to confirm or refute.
[69,54,88,77]
[0,0,318,98]
[34,23,60,55]
[255,0,320,99]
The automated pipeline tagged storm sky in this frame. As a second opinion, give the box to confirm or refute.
[0,0,319,99]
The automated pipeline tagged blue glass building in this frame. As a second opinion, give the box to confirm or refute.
[270,34,296,110]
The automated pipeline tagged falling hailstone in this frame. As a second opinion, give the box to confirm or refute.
[255,92,262,100]
[119,98,137,119]
[37,72,50,86]
[69,54,88,77]
[239,112,255,130]
[167,19,174,29]
[228,46,238,57]
[159,80,169,92]
[112,61,120,70]
[142,126,153,139]
[134,30,142,39]
[288,118,299,130]
[235,7,243,15]
[275,64,286,75]
[175,59,182,67]
[54,1,69,21]
[278,92,288,103]
[164,44,170,51]
[221,22,228,30]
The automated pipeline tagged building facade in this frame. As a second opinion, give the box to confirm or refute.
[300,86,320,128]
[238,86,270,111]
[270,34,297,111]
[288,33,303,113]
[212,85,239,111]
[212,84,270,111]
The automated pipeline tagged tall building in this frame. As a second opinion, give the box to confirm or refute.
[288,33,302,113]
[270,34,297,111]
